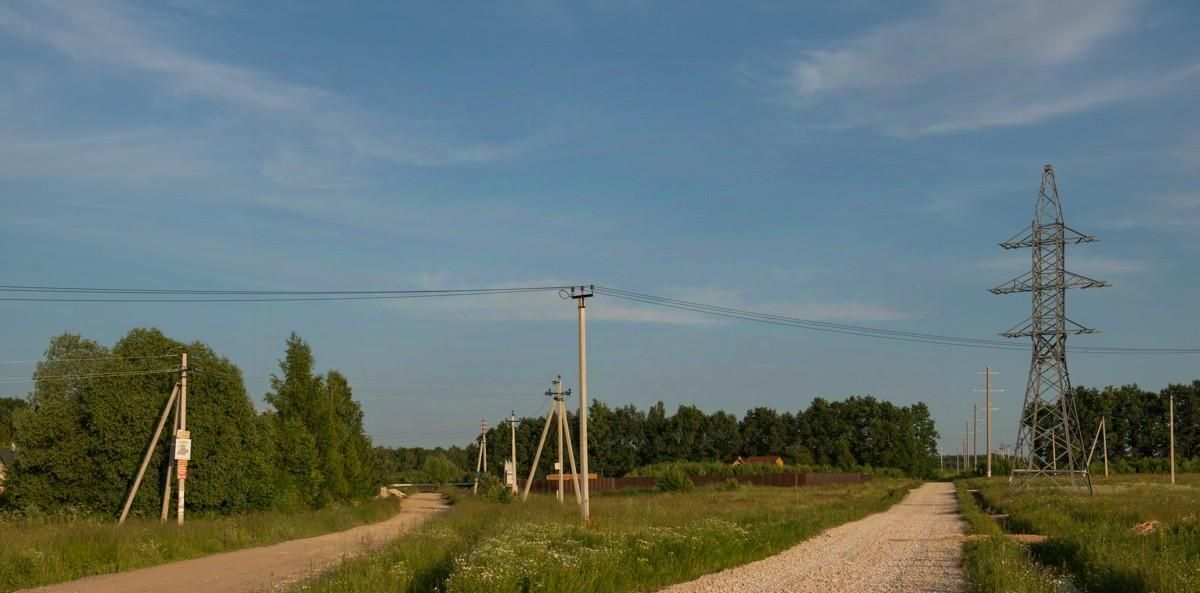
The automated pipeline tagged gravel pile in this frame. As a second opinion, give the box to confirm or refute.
[658,482,965,593]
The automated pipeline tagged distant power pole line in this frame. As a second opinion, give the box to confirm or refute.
[991,165,1107,494]
[975,367,1004,478]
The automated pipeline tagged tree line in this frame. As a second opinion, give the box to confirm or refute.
[1072,381,1200,472]
[0,329,373,515]
[373,395,943,482]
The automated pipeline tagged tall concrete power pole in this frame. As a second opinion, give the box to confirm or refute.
[975,368,1003,478]
[567,286,594,523]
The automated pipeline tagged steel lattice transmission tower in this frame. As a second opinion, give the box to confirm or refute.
[990,164,1108,493]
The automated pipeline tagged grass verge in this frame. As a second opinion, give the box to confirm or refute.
[0,498,401,593]
[295,479,916,593]
[955,481,1059,593]
[964,474,1200,593]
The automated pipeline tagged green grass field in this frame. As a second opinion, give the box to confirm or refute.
[0,498,401,593]
[293,479,916,593]
[959,474,1200,593]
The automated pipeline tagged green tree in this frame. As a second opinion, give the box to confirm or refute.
[9,329,272,515]
[422,454,463,483]
[264,334,373,508]
[0,397,27,448]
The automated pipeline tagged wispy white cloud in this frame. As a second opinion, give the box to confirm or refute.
[0,0,549,188]
[768,0,1200,136]
[1093,193,1200,231]
[0,129,222,182]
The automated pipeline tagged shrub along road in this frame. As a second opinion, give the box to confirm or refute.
[657,482,965,593]
[16,493,448,593]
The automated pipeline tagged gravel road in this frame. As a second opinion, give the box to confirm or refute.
[659,482,965,593]
[19,493,448,593]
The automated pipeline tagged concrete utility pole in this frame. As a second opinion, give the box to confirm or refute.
[975,367,1004,478]
[1102,420,1109,477]
[963,422,969,474]
[509,411,518,494]
[556,378,565,503]
[568,286,594,523]
[176,352,188,525]
[972,403,978,471]
[522,376,581,504]
[473,418,487,495]
[1170,393,1176,485]
[119,383,179,524]
[161,384,180,522]
[1087,418,1109,477]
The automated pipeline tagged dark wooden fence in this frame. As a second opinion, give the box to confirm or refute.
[521,472,868,494]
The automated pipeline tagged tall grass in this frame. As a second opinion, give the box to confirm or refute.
[955,481,1059,593]
[964,474,1200,593]
[0,498,400,593]
[296,479,916,593]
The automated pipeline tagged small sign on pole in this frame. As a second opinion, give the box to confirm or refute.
[177,459,188,480]
[174,430,192,461]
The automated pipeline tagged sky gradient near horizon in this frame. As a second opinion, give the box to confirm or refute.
[1,0,1198,456]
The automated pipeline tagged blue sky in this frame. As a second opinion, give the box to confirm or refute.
[1,0,1198,455]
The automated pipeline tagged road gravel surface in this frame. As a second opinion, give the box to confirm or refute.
[18,493,448,593]
[658,482,965,593]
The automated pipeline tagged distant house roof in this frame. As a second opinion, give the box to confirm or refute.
[732,455,785,466]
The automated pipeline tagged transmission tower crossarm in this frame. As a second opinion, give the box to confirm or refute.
[999,227,1035,250]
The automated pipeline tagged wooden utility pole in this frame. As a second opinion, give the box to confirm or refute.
[569,286,593,523]
[1102,419,1109,477]
[1170,393,1176,485]
[119,384,179,524]
[176,352,188,525]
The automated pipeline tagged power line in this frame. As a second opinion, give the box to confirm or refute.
[0,353,180,366]
[0,368,180,384]
[593,286,1200,355]
[0,285,567,302]
[0,281,1195,354]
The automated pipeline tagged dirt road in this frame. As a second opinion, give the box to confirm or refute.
[19,493,448,593]
[659,482,965,593]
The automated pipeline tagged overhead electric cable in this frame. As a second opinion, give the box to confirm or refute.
[0,285,566,303]
[594,286,1200,355]
[0,353,180,365]
[0,368,180,384]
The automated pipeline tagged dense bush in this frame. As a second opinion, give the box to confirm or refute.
[656,468,694,492]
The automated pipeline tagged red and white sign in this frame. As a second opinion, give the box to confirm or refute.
[177,459,188,480]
